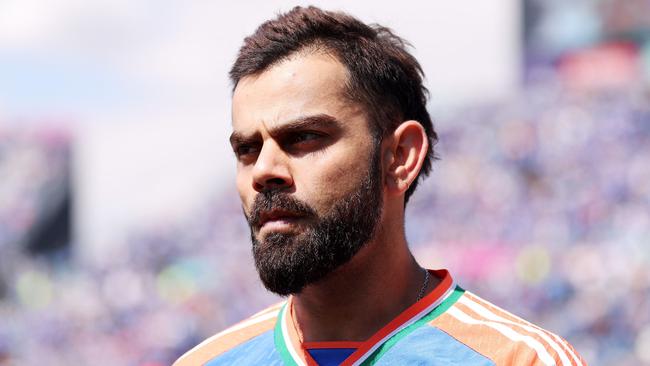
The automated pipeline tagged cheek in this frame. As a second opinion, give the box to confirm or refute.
[317,163,353,191]
[297,150,371,205]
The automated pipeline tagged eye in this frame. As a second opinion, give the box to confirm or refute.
[281,131,331,155]
[234,144,260,160]
[287,132,323,145]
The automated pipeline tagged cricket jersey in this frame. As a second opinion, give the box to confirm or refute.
[174,269,585,365]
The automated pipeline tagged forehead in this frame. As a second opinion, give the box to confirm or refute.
[231,52,361,133]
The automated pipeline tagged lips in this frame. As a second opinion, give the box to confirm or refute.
[248,192,317,233]
[257,209,304,229]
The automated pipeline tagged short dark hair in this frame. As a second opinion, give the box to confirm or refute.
[230,6,437,203]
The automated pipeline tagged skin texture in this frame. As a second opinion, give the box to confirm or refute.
[231,50,438,342]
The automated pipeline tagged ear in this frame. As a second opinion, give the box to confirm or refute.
[384,120,428,196]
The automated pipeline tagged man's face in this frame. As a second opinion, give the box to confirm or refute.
[231,52,383,295]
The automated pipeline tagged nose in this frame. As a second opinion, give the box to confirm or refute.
[251,141,293,192]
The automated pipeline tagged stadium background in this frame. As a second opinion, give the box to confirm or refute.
[1,0,649,365]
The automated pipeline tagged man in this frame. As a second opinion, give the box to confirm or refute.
[175,6,585,366]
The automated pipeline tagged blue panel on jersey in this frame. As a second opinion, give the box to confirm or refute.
[373,325,496,365]
[205,330,284,366]
[307,348,356,366]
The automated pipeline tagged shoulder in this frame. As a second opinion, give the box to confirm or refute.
[429,290,586,366]
[173,301,284,366]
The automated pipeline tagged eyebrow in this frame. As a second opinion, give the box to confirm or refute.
[229,113,341,146]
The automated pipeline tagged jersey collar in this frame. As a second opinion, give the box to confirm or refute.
[274,269,456,366]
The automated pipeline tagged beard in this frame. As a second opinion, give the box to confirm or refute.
[245,149,383,296]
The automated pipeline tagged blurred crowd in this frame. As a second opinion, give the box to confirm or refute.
[1,73,649,366]
[411,76,650,365]
[1,1,649,365]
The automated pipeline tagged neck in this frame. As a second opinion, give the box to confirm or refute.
[291,213,438,342]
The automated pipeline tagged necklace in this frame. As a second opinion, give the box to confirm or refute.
[416,269,430,302]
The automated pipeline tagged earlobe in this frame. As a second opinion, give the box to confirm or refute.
[385,121,428,196]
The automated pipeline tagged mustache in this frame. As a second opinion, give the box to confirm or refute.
[247,190,317,228]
